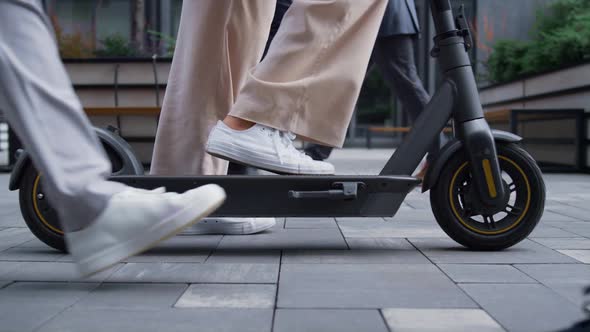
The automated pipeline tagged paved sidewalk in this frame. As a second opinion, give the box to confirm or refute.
[0,149,589,332]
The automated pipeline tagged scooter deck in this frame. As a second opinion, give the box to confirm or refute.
[111,175,421,218]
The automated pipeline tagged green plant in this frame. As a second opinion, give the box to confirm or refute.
[51,15,94,58]
[147,30,176,57]
[487,0,590,83]
[94,34,138,57]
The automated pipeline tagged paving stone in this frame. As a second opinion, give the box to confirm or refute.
[0,228,34,250]
[0,280,12,288]
[346,237,417,250]
[217,228,347,250]
[460,283,586,332]
[515,264,590,306]
[38,308,273,332]
[0,261,24,278]
[206,250,280,264]
[532,238,590,250]
[107,263,278,283]
[2,262,121,282]
[285,218,337,229]
[335,217,386,223]
[0,304,64,332]
[529,225,580,238]
[278,264,477,309]
[338,220,447,238]
[74,283,187,310]
[409,238,577,264]
[274,309,389,332]
[547,205,590,221]
[382,308,505,332]
[0,246,65,262]
[0,282,98,308]
[437,264,536,283]
[282,249,430,264]
[385,210,437,223]
[557,250,590,263]
[175,284,275,308]
[17,237,54,249]
[541,211,585,222]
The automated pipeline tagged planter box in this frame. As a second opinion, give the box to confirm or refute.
[480,63,590,172]
[64,58,172,165]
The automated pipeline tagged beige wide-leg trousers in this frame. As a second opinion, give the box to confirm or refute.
[151,0,388,176]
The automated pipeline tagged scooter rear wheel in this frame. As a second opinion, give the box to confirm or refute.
[430,143,545,250]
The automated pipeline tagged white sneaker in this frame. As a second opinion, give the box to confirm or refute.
[181,217,276,235]
[206,121,335,175]
[66,184,226,277]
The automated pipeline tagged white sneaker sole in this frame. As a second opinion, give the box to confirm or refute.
[207,141,334,175]
[180,218,276,235]
[76,185,226,278]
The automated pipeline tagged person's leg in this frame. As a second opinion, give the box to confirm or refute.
[372,35,442,158]
[207,0,388,174]
[0,0,226,276]
[0,0,126,231]
[226,0,388,147]
[151,0,275,176]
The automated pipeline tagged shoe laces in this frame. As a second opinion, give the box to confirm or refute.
[266,127,311,164]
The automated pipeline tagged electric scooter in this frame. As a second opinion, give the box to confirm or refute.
[8,0,546,252]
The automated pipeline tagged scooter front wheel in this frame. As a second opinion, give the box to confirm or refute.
[430,143,545,250]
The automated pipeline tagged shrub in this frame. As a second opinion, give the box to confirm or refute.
[94,34,138,57]
[487,0,590,83]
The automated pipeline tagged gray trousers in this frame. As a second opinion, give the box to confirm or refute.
[0,0,125,231]
[372,34,442,158]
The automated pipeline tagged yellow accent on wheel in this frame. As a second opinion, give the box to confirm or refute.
[32,175,64,235]
[482,159,497,198]
[448,156,532,235]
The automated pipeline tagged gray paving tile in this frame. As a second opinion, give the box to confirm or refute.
[16,237,53,249]
[278,264,477,309]
[460,283,586,332]
[0,304,63,332]
[0,261,24,278]
[409,238,578,264]
[382,308,506,332]
[175,284,275,308]
[515,264,590,305]
[515,264,590,285]
[74,283,188,310]
[529,225,580,238]
[0,280,12,288]
[107,263,278,283]
[282,249,430,264]
[2,262,121,282]
[547,205,590,221]
[541,211,585,222]
[385,210,437,223]
[335,217,386,223]
[38,308,273,332]
[0,228,34,250]
[274,309,389,332]
[285,218,337,229]
[0,282,98,307]
[206,250,280,264]
[217,228,347,250]
[346,237,416,250]
[532,238,590,249]
[0,246,65,262]
[437,264,536,283]
[339,220,447,238]
[557,250,590,263]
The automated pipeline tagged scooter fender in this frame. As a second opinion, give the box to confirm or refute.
[8,127,143,191]
[422,130,523,193]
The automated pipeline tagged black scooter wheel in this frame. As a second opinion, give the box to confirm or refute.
[19,163,66,252]
[430,143,545,250]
